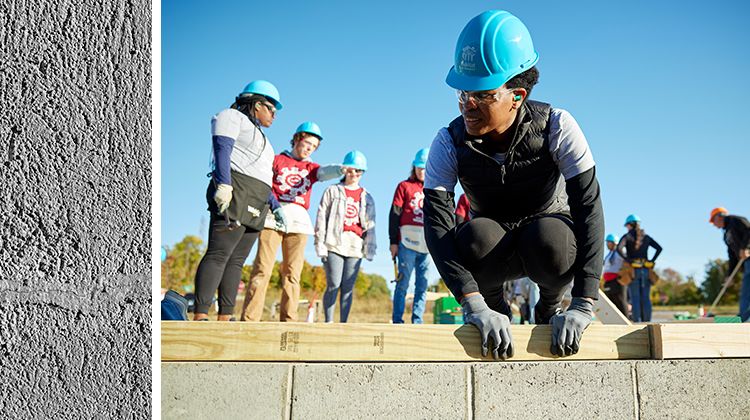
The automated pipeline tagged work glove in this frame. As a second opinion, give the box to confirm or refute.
[461,294,514,360]
[213,184,233,214]
[273,207,287,233]
[550,297,593,357]
[321,256,328,264]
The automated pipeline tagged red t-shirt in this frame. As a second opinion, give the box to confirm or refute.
[392,179,424,227]
[455,193,471,221]
[343,187,364,237]
[271,152,320,210]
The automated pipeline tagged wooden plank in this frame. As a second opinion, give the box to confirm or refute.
[651,323,750,359]
[161,322,650,362]
[593,289,632,325]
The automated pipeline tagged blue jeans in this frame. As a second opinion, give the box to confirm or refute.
[528,281,540,324]
[392,243,430,324]
[628,268,652,322]
[323,252,362,323]
[740,260,750,322]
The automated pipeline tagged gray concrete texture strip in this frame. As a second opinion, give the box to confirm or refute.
[1,0,152,415]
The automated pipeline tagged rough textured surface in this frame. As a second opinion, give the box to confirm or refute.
[291,363,468,419]
[162,361,750,419]
[636,359,750,419]
[473,361,636,419]
[0,0,151,418]
[162,363,292,419]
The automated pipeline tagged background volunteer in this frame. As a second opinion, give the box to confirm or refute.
[709,207,750,322]
[315,151,377,323]
[193,80,283,321]
[601,233,627,316]
[241,122,344,322]
[389,148,431,324]
[616,214,662,322]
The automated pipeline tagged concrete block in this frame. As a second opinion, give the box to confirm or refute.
[291,363,468,419]
[636,359,750,419]
[161,363,291,420]
[474,361,635,419]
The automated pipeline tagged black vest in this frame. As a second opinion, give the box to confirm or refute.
[449,100,565,224]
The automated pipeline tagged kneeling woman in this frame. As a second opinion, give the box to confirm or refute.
[314,151,376,323]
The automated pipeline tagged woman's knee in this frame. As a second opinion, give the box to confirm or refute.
[518,217,576,279]
[455,217,507,266]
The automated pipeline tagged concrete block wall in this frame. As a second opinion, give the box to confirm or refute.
[162,360,750,420]
[0,0,151,418]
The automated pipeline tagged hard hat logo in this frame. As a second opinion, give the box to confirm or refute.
[460,45,477,73]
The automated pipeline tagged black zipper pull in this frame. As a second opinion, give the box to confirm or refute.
[500,165,506,184]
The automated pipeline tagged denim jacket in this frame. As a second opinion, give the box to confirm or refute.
[314,183,377,260]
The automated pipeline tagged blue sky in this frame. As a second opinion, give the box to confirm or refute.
[162,0,750,288]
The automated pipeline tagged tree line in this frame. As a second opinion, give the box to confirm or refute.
[650,259,742,306]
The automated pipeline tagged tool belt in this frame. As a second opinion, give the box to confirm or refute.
[630,258,652,268]
[618,262,634,286]
[206,170,271,231]
[620,259,658,285]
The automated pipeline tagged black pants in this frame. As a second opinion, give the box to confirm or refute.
[602,279,628,317]
[455,216,576,323]
[194,214,260,315]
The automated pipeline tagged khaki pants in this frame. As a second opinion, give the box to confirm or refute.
[241,229,307,321]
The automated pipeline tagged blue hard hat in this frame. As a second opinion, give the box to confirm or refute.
[605,234,619,243]
[446,10,539,91]
[295,121,323,139]
[239,80,283,110]
[412,148,430,169]
[342,150,368,171]
[624,214,641,226]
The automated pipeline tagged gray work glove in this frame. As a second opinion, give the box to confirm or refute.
[550,297,593,356]
[462,294,514,360]
[213,184,233,214]
[272,207,287,233]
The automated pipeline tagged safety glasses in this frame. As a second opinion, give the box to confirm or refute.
[456,88,511,105]
[261,102,277,115]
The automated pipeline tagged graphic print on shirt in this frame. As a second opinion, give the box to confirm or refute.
[409,191,425,224]
[276,167,312,205]
[344,195,360,228]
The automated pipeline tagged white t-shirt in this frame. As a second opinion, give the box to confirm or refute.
[211,108,275,187]
[603,249,625,274]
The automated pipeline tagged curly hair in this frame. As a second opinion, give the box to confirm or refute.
[505,67,540,98]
